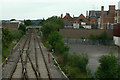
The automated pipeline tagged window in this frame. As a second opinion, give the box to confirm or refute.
[114,17,117,20]
[91,24,94,29]
[79,18,83,21]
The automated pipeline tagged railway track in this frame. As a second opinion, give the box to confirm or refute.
[10,30,37,80]
[36,35,51,80]
[9,29,51,80]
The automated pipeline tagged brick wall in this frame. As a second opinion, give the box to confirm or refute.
[59,29,113,39]
[90,17,97,28]
[2,22,19,30]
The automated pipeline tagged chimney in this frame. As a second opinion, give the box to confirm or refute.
[73,15,74,18]
[109,5,115,16]
[101,6,105,29]
[61,14,63,18]
[86,11,88,17]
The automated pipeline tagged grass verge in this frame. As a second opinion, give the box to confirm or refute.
[2,41,16,61]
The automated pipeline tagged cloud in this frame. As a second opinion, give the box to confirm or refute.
[1,0,119,20]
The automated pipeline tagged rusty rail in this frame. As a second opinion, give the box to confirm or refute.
[36,35,51,80]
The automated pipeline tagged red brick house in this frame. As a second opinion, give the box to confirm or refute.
[61,13,90,29]
[61,13,73,28]
[74,14,89,25]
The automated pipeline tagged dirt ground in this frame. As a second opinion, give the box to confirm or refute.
[67,44,118,73]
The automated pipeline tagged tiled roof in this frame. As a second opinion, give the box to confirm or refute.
[89,10,108,18]
[73,17,78,20]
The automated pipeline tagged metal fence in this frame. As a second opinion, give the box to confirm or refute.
[63,38,115,45]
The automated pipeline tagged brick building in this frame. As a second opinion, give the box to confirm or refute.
[2,22,19,30]
[87,4,120,29]
[61,13,73,28]
[61,2,120,29]
[61,13,90,29]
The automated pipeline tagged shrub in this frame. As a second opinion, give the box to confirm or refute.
[41,22,57,39]
[10,30,24,40]
[18,23,26,34]
[55,40,69,54]
[89,31,108,40]
[48,31,62,48]
[43,41,52,50]
[68,53,88,72]
[95,53,118,79]
[2,27,13,47]
[66,65,87,78]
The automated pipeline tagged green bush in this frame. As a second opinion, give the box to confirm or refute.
[89,34,97,40]
[41,22,57,39]
[43,41,52,50]
[18,23,26,34]
[68,53,88,72]
[118,65,120,78]
[95,53,119,79]
[10,30,24,40]
[66,65,87,78]
[48,31,62,48]
[55,41,69,54]
[89,31,108,40]
[86,68,94,78]
[2,27,13,47]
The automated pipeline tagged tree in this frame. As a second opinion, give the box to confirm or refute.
[46,16,64,29]
[18,23,26,34]
[41,16,64,39]
[48,31,62,48]
[24,20,33,26]
[55,41,69,54]
[95,53,119,79]
[2,27,13,47]
[10,19,16,21]
[40,18,45,26]
[41,22,57,39]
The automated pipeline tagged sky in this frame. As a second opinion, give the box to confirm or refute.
[0,0,119,20]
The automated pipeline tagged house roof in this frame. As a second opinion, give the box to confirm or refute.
[74,14,89,24]
[62,13,73,21]
[73,17,78,20]
[89,10,108,18]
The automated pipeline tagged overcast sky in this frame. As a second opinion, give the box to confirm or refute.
[0,0,119,20]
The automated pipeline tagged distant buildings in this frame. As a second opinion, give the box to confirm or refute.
[87,5,120,29]
[61,2,120,29]
[61,13,90,29]
[2,21,20,30]
[113,23,120,46]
